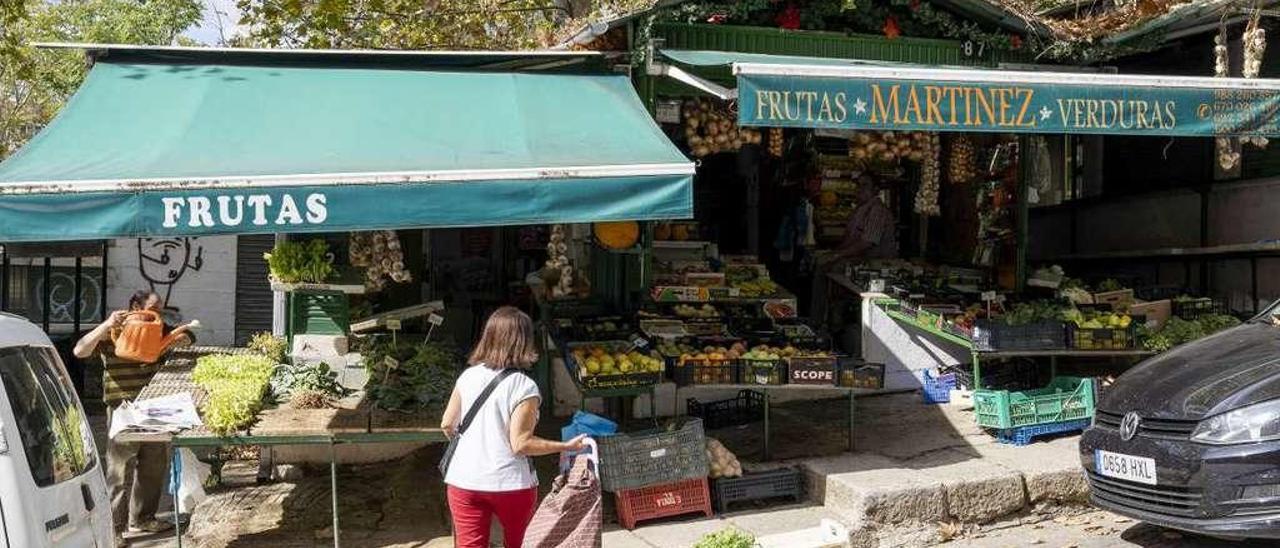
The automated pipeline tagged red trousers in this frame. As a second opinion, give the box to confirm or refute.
[447,485,538,548]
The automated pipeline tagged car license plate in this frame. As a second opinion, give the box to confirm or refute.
[1096,450,1158,485]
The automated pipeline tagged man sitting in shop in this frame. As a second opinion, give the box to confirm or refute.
[813,178,900,338]
[835,178,899,264]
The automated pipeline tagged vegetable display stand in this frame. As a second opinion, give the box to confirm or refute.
[615,477,714,530]
[596,418,708,492]
[687,390,765,429]
[712,467,804,513]
[740,358,787,386]
[973,376,1096,429]
[674,359,738,386]
[994,419,1091,446]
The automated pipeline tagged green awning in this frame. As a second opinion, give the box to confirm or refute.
[0,46,694,242]
[659,49,1280,138]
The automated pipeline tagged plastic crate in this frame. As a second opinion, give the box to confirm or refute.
[839,361,885,389]
[687,390,765,429]
[922,372,956,404]
[596,419,709,492]
[615,477,714,530]
[1067,325,1136,351]
[564,341,663,390]
[684,318,727,337]
[1173,298,1226,320]
[787,355,839,386]
[712,467,804,513]
[994,419,1091,446]
[973,320,1067,351]
[566,315,635,341]
[673,359,738,386]
[740,358,787,386]
[973,376,1096,429]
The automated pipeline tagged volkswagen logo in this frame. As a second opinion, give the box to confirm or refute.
[1120,411,1142,441]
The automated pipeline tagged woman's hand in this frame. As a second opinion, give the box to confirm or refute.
[562,434,588,453]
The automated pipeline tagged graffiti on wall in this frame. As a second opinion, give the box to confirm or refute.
[137,237,204,324]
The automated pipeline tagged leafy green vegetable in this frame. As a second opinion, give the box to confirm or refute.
[362,339,461,411]
[1004,301,1069,326]
[272,362,350,402]
[693,528,757,548]
[1142,314,1240,352]
[248,332,288,364]
[264,239,334,284]
[1097,279,1124,292]
[193,354,276,436]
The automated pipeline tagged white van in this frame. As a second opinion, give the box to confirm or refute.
[0,312,113,547]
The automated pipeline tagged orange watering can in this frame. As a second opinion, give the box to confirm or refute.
[112,310,187,363]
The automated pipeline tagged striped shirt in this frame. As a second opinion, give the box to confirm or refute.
[97,330,194,405]
[846,199,899,259]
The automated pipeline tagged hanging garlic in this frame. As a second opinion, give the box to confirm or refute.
[915,134,942,216]
[1242,21,1269,150]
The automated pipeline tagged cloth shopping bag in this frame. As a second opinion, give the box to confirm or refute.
[523,439,603,548]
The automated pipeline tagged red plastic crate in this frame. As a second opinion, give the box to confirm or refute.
[615,477,714,530]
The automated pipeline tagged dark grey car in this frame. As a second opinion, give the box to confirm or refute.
[1080,314,1280,539]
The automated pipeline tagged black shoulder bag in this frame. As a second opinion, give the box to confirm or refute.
[438,368,519,477]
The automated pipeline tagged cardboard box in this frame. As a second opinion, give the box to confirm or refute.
[1093,289,1136,310]
[1130,299,1172,329]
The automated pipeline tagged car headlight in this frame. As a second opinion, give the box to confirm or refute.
[1191,399,1280,445]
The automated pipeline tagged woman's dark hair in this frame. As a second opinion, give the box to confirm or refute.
[128,290,159,311]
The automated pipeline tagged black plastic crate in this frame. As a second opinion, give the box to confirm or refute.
[740,358,787,386]
[687,390,765,429]
[838,360,885,389]
[711,467,805,513]
[973,320,1067,351]
[1173,298,1226,320]
[597,418,708,492]
[1068,324,1137,350]
[787,356,839,386]
[567,315,636,341]
[674,359,738,386]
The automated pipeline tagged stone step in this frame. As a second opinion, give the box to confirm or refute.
[800,435,1088,531]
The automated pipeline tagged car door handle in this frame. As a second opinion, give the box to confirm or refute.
[81,483,95,512]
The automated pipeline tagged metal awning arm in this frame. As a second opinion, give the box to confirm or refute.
[646,38,738,101]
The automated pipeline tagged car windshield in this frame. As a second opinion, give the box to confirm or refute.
[1250,300,1280,325]
[0,345,97,487]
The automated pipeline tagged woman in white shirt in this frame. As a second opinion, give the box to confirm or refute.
[440,306,587,548]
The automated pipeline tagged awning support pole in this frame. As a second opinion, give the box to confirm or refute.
[272,234,287,338]
[645,38,738,101]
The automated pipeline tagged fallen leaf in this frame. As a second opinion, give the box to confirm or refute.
[1113,517,1132,523]
[1030,540,1045,545]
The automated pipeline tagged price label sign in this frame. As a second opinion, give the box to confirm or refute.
[629,334,649,349]
[428,313,445,327]
[384,356,400,370]
[981,291,998,302]
[385,319,402,331]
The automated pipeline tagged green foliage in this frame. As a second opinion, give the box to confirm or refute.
[248,332,288,364]
[193,354,276,436]
[1004,301,1068,326]
[693,528,757,548]
[1142,315,1241,352]
[264,239,334,284]
[362,338,460,411]
[272,362,350,401]
[0,0,202,159]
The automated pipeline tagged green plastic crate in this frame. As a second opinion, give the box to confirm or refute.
[973,377,1096,429]
[286,290,350,340]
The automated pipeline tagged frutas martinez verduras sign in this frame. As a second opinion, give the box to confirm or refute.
[737,71,1280,137]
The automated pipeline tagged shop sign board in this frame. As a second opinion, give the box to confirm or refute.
[738,72,1280,137]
